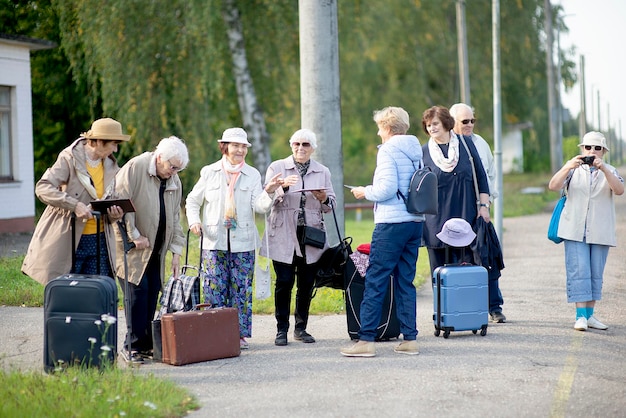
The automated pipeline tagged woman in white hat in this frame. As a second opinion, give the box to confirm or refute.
[548,131,624,331]
[186,128,282,349]
[22,118,130,285]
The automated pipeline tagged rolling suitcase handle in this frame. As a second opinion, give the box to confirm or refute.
[70,211,102,274]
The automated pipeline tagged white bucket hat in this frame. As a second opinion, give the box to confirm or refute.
[436,218,476,247]
[578,131,609,152]
[217,127,252,147]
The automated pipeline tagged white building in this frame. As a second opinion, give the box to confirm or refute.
[0,34,55,233]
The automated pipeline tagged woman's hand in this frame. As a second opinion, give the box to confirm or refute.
[351,186,366,200]
[133,235,150,250]
[281,175,299,188]
[264,173,283,194]
[189,223,202,236]
[171,254,181,279]
[106,205,124,222]
[479,206,491,223]
[311,189,327,202]
[75,202,92,221]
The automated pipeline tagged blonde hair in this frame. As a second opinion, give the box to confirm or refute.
[373,107,410,135]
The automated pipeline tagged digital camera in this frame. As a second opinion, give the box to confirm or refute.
[581,155,595,165]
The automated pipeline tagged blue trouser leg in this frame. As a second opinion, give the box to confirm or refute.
[359,222,422,342]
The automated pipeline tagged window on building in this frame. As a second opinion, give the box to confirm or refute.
[0,85,12,182]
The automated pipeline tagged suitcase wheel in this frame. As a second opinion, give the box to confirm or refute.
[472,330,477,334]
[480,325,488,337]
[443,330,450,339]
[434,329,440,337]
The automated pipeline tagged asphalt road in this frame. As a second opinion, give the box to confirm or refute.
[2,194,625,417]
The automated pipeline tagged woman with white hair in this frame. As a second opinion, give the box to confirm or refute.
[549,131,624,331]
[114,135,189,363]
[260,128,336,346]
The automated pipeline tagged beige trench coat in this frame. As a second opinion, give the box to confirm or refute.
[113,152,185,286]
[21,138,120,285]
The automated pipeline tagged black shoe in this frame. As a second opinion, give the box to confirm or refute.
[137,349,154,360]
[294,329,316,343]
[120,349,144,364]
[275,331,288,346]
[490,311,506,323]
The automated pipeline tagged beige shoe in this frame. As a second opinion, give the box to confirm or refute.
[394,340,419,355]
[340,341,375,357]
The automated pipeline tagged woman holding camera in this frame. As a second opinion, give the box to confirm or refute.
[548,131,623,331]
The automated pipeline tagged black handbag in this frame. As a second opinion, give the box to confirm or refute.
[302,225,326,249]
[314,202,353,290]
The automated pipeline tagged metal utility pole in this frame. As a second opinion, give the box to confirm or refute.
[545,0,561,172]
[298,0,344,239]
[492,0,503,241]
[578,55,586,139]
[456,0,471,105]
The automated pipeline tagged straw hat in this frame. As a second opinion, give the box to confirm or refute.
[436,218,476,247]
[82,118,130,142]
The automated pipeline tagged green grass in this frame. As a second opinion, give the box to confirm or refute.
[0,366,198,417]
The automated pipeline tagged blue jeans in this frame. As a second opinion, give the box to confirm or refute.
[359,222,423,342]
[564,238,609,303]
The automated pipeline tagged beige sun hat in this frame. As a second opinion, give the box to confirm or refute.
[217,127,252,147]
[82,118,130,141]
[578,131,609,152]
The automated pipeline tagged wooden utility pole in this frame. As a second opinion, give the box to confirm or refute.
[299,0,344,239]
[579,55,586,140]
[492,0,503,241]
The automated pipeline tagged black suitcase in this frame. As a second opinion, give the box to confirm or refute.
[43,212,118,372]
[345,256,401,341]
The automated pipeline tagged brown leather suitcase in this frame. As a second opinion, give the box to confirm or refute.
[161,307,240,365]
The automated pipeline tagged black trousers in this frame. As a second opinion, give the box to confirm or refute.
[273,255,315,334]
[119,255,161,352]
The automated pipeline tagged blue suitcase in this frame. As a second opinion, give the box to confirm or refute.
[433,264,488,338]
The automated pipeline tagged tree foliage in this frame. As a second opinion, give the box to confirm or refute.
[2,0,576,194]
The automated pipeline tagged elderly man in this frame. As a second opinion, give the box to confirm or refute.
[450,103,505,324]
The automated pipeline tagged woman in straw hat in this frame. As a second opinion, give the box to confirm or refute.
[186,128,282,350]
[549,131,624,331]
[22,118,130,285]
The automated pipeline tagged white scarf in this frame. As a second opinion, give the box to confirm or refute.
[428,131,460,172]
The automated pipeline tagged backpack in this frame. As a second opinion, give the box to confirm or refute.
[397,162,438,215]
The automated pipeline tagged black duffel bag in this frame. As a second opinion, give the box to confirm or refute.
[315,236,353,290]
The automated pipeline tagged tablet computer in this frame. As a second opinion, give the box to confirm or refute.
[90,199,136,213]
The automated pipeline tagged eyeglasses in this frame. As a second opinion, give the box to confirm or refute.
[461,119,476,125]
[292,142,311,148]
[167,161,182,171]
[584,145,603,151]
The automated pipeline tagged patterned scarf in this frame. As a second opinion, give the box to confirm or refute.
[428,131,460,172]
[294,158,311,226]
[221,156,245,230]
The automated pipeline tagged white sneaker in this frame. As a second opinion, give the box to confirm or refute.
[587,316,608,330]
[574,317,587,331]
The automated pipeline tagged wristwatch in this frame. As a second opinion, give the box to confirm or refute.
[479,203,491,208]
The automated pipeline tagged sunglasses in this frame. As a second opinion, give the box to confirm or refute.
[461,119,476,125]
[584,145,603,151]
[292,142,311,148]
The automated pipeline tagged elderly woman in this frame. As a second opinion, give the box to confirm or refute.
[22,118,129,285]
[186,128,282,349]
[340,106,425,358]
[114,135,189,363]
[261,128,336,346]
[420,106,499,320]
[548,131,624,331]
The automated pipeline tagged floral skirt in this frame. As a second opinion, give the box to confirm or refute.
[201,249,254,338]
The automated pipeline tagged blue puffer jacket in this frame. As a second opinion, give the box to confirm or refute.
[364,134,425,224]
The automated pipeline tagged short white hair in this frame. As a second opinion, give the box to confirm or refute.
[289,129,318,149]
[155,136,189,170]
[449,103,474,119]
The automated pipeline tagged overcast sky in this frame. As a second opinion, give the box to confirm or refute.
[558,0,626,137]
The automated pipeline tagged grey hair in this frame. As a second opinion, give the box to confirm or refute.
[155,136,189,170]
[449,103,474,119]
[289,128,318,149]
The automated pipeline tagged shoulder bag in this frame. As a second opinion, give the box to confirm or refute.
[547,171,572,244]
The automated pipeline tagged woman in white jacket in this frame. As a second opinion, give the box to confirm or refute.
[186,128,282,349]
[549,131,624,331]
